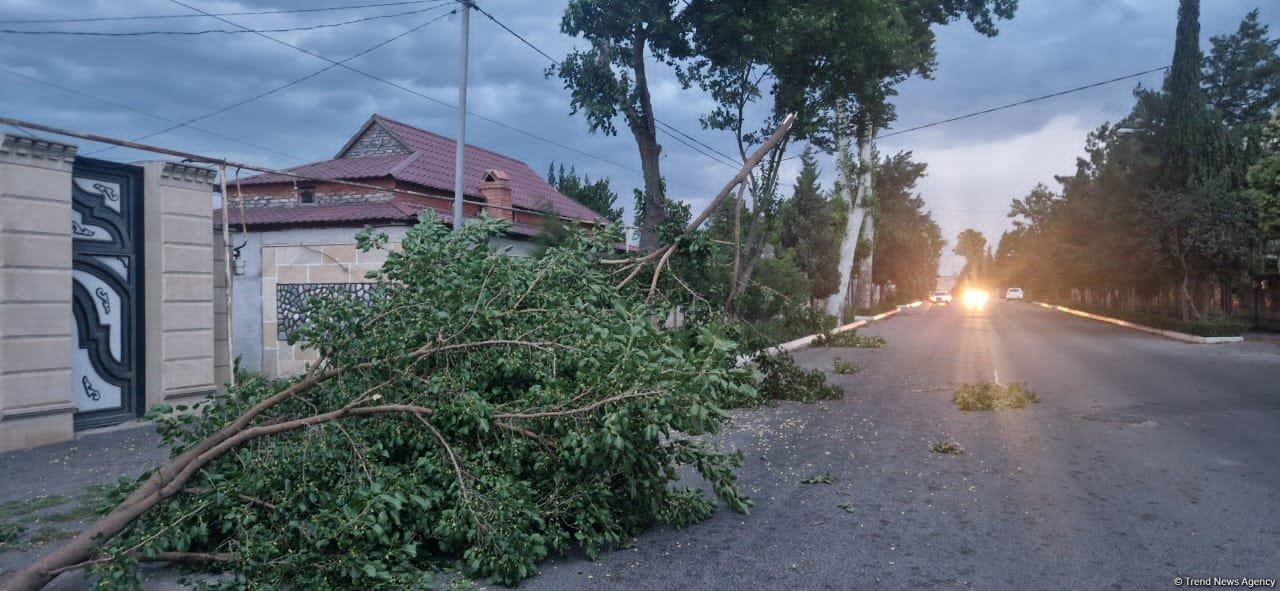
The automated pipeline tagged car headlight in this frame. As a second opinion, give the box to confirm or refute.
[961,288,988,309]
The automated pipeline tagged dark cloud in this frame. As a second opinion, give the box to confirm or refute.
[2,0,1276,273]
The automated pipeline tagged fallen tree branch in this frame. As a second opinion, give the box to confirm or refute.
[494,391,660,420]
[609,114,796,293]
[44,551,234,578]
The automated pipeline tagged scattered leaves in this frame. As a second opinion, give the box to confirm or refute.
[837,503,856,514]
[812,331,886,349]
[801,474,835,485]
[831,359,861,375]
[930,440,964,455]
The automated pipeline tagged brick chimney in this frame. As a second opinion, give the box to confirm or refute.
[478,169,513,221]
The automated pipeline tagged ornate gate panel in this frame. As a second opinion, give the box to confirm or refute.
[70,158,144,429]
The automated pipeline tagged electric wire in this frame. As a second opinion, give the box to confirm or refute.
[87,6,457,155]
[471,2,744,170]
[0,1,446,25]
[2,65,295,159]
[0,6,445,36]
[153,0,640,177]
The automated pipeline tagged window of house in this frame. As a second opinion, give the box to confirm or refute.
[299,187,316,204]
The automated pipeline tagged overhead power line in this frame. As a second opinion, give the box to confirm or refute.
[155,0,640,177]
[0,6,444,36]
[875,66,1171,140]
[2,65,295,159]
[470,2,744,171]
[0,1,445,25]
[87,6,457,156]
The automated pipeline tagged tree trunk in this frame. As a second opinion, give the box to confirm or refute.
[827,120,871,322]
[625,34,665,252]
[856,213,876,312]
[726,139,788,311]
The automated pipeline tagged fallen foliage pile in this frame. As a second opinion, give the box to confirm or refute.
[752,352,842,403]
[953,382,1039,411]
[13,217,759,590]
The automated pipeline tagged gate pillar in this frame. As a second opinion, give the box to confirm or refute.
[0,134,78,451]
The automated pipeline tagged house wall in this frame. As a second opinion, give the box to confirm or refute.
[224,225,539,379]
[344,124,410,157]
[235,178,399,208]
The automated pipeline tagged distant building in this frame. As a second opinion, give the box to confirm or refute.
[214,114,605,377]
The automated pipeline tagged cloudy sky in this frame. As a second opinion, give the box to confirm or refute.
[2,0,1276,273]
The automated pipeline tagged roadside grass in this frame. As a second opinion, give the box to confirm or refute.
[930,440,965,455]
[831,359,861,375]
[953,382,1039,411]
[812,331,886,349]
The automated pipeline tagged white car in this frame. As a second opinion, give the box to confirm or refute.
[929,290,953,304]
[1005,287,1024,301]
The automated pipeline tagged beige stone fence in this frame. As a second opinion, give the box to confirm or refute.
[0,134,220,452]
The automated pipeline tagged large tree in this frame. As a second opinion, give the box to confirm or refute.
[554,0,692,251]
[953,228,989,281]
[872,151,945,300]
[1203,9,1280,130]
[548,162,624,222]
[778,147,840,302]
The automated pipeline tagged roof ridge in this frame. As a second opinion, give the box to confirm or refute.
[372,113,528,165]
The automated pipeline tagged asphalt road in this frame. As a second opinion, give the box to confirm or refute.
[6,301,1279,589]
[521,301,1280,590]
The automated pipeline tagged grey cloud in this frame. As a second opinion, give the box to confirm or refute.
[1,0,1277,271]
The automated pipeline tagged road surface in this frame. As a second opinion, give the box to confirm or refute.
[522,301,1280,590]
[5,302,1278,589]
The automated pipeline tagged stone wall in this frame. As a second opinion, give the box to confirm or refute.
[0,135,78,451]
[233,179,398,208]
[261,241,392,377]
[343,123,410,158]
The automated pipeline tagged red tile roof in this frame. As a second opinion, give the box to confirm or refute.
[212,202,545,237]
[239,114,604,223]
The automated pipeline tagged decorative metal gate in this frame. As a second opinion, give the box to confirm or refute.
[70,158,144,430]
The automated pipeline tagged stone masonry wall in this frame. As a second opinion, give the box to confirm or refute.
[343,123,410,158]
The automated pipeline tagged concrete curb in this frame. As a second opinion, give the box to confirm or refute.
[761,301,922,357]
[1033,302,1244,345]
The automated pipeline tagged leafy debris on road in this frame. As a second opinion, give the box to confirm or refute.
[953,382,1039,411]
[755,352,843,403]
[0,522,25,547]
[930,440,965,455]
[801,473,835,485]
[832,359,862,374]
[811,331,886,349]
[837,503,856,513]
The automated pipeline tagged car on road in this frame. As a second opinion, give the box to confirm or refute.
[1005,287,1024,301]
[929,290,953,304]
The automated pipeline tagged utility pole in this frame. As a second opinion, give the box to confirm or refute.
[452,0,472,231]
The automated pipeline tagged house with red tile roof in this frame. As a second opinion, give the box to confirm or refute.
[214,114,606,378]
